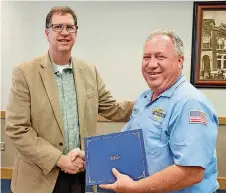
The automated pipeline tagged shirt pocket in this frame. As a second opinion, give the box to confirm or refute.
[130,106,140,120]
[145,115,164,155]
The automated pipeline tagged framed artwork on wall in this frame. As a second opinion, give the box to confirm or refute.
[190,1,226,88]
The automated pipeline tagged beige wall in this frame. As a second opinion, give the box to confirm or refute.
[1,119,226,177]
[216,125,226,177]
[1,1,226,117]
[1,119,16,168]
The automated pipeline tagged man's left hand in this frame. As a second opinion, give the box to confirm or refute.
[99,168,135,193]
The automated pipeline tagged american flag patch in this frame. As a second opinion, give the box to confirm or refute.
[189,110,207,126]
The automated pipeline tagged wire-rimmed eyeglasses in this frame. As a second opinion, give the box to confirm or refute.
[47,24,78,33]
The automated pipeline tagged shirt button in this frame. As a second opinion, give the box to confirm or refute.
[59,142,63,146]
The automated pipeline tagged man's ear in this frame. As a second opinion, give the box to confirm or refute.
[45,29,50,42]
[178,56,184,69]
[178,56,184,64]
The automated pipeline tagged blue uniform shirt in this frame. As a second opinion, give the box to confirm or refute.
[122,75,219,193]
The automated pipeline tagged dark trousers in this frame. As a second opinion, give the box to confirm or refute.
[52,171,85,193]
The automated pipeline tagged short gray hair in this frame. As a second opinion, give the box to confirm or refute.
[145,30,184,57]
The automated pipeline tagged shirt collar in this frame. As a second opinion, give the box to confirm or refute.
[49,54,73,74]
[160,74,186,98]
[146,74,186,101]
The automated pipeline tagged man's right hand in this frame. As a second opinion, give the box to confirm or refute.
[68,147,85,162]
[56,154,84,174]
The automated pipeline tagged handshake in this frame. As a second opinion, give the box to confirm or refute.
[56,148,85,175]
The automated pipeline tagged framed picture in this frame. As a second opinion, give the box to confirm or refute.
[190,1,226,88]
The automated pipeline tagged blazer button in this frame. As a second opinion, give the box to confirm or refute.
[59,142,63,146]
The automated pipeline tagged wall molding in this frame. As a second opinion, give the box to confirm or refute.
[218,177,226,190]
[219,117,226,125]
[1,168,13,179]
[0,167,226,189]
[1,111,5,119]
[1,111,226,125]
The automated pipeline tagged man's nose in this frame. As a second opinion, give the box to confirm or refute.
[61,27,69,35]
[147,58,158,68]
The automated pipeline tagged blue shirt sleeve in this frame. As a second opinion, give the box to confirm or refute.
[169,98,218,168]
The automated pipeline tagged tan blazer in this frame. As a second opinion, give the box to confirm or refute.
[5,53,133,193]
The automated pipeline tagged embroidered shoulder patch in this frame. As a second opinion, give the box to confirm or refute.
[189,110,207,126]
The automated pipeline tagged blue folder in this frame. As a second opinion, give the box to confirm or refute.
[84,129,148,186]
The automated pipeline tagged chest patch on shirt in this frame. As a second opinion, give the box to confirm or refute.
[189,110,207,126]
[152,107,166,121]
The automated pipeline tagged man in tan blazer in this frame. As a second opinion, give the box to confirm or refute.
[5,6,133,193]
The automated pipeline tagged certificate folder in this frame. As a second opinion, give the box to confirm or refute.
[84,129,148,185]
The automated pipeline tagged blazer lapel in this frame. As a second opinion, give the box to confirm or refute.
[39,53,64,135]
[72,59,86,138]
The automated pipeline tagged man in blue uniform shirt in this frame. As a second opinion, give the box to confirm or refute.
[100,30,219,193]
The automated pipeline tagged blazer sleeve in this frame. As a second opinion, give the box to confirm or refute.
[95,66,134,122]
[5,66,62,175]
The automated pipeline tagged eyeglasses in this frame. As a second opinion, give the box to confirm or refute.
[48,24,78,33]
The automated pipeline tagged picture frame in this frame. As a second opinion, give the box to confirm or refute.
[190,1,226,88]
